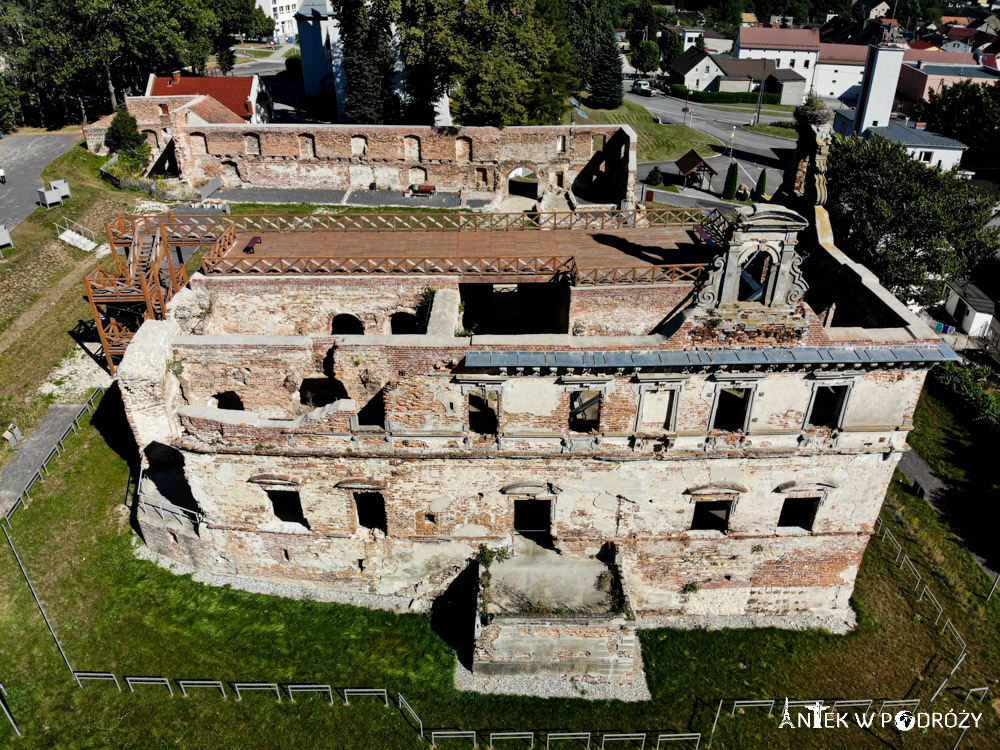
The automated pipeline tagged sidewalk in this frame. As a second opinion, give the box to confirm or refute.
[0,404,87,516]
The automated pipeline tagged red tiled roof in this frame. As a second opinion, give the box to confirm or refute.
[818,43,869,65]
[737,27,820,51]
[184,96,246,124]
[150,75,254,120]
[908,40,939,50]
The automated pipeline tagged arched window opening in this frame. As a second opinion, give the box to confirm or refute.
[390,312,422,335]
[300,377,349,408]
[331,313,365,335]
[738,247,773,302]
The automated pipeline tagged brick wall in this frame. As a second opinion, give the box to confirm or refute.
[171,124,637,204]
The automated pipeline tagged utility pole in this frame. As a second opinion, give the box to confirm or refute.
[753,60,766,125]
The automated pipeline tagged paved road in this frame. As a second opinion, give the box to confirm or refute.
[624,92,796,195]
[0,134,82,229]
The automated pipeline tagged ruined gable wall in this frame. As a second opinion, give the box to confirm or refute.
[172,124,635,203]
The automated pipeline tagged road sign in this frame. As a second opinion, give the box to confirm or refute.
[575,107,588,119]
[570,97,580,107]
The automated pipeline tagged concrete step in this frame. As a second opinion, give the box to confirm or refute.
[59,229,98,252]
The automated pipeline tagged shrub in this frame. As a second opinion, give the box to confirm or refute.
[751,168,768,201]
[285,52,302,78]
[930,361,1000,432]
[682,90,781,105]
[722,162,738,200]
[646,165,663,186]
[112,143,152,178]
[104,106,145,154]
[670,84,689,97]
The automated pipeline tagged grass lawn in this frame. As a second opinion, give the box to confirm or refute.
[5,125,84,136]
[703,103,797,114]
[641,183,680,192]
[564,94,722,163]
[744,123,797,139]
[236,48,273,59]
[0,143,137,469]
[0,389,997,748]
[283,48,299,59]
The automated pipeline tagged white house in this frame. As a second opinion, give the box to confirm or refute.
[733,27,821,89]
[944,281,995,338]
[663,26,734,55]
[256,0,304,40]
[668,48,724,90]
[852,0,890,21]
[813,43,869,100]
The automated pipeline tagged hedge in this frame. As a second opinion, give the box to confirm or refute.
[668,84,781,105]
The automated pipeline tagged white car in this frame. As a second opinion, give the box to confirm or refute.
[631,80,653,96]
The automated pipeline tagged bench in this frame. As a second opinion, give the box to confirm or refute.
[406,183,436,197]
[694,225,716,245]
[50,180,71,200]
[243,236,262,254]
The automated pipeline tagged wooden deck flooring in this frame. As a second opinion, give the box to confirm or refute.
[227,227,709,271]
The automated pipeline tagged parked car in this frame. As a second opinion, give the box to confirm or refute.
[631,80,653,96]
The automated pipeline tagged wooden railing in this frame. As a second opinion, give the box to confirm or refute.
[204,254,579,277]
[575,264,709,285]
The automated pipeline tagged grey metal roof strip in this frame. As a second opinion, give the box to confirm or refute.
[465,343,958,368]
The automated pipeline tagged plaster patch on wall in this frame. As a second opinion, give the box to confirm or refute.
[503,379,560,415]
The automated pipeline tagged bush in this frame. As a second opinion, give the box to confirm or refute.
[285,52,302,78]
[104,106,145,153]
[646,165,663,186]
[930,361,1000,432]
[107,143,151,178]
[751,168,767,200]
[670,84,689,97]
[722,162,738,200]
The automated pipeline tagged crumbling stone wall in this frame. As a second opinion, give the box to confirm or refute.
[171,124,637,204]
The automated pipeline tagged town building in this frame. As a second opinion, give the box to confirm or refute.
[814,43,869,100]
[145,72,272,123]
[734,27,821,89]
[663,26,734,55]
[741,12,759,28]
[256,0,304,39]
[896,60,1000,107]
[853,0,890,21]
[668,48,724,91]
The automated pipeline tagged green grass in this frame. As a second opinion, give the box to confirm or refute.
[744,123,797,139]
[283,48,300,59]
[0,143,136,469]
[703,103,797,113]
[564,94,722,162]
[642,182,679,192]
[237,48,273,59]
[1,390,998,748]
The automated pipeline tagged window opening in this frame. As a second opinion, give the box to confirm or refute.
[468,391,498,435]
[268,490,309,528]
[712,387,751,432]
[354,492,387,534]
[807,384,848,429]
[591,134,605,153]
[738,247,772,302]
[691,500,732,532]
[569,390,601,432]
[299,377,348,409]
[640,389,676,432]
[390,311,423,334]
[777,496,820,530]
[331,313,365,335]
[556,135,567,153]
[357,387,386,428]
[513,498,554,548]
[214,391,244,410]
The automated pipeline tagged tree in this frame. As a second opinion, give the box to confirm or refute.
[564,0,615,90]
[695,34,706,50]
[104,106,145,153]
[248,6,274,39]
[751,168,767,200]
[659,30,682,69]
[632,40,659,76]
[722,161,738,199]
[913,79,1000,169]
[588,24,623,109]
[525,0,579,124]
[213,37,237,75]
[646,165,663,186]
[826,135,1000,306]
[627,0,655,49]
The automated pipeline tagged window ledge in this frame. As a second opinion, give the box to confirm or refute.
[774,527,812,537]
